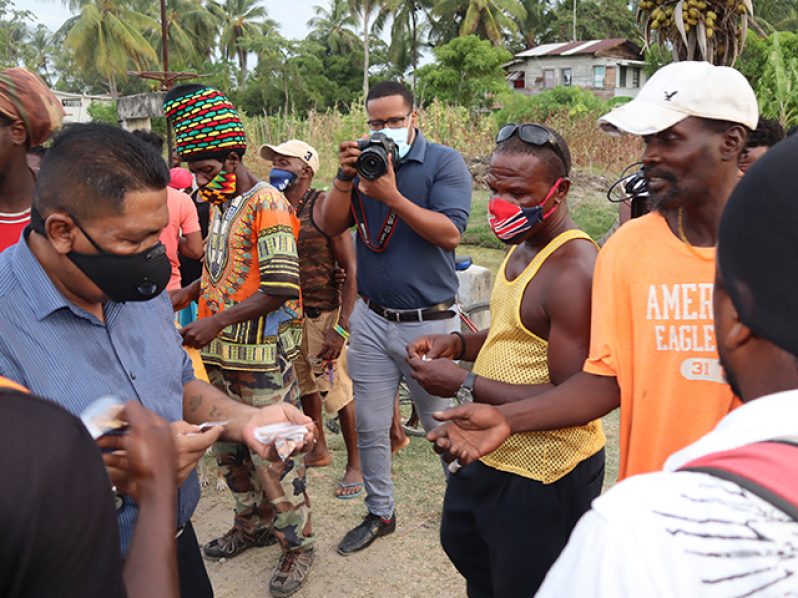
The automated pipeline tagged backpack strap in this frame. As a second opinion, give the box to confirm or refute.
[679,439,798,522]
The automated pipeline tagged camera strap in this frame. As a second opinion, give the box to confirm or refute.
[351,185,398,252]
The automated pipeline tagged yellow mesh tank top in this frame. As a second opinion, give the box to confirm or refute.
[474,229,605,483]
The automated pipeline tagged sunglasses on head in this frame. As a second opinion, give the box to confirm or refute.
[496,123,569,175]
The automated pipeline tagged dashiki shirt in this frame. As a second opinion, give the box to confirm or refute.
[198,182,302,372]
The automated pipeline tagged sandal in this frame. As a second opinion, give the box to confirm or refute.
[335,481,364,500]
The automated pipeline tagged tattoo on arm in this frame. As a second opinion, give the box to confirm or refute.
[209,405,221,418]
[188,395,203,414]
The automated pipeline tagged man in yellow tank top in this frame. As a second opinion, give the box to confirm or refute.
[408,124,605,597]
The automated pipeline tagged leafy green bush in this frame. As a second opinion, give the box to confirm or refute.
[88,101,118,125]
[493,86,609,125]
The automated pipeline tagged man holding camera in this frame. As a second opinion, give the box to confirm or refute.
[313,80,472,555]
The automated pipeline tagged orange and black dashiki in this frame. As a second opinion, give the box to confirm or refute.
[199,182,302,372]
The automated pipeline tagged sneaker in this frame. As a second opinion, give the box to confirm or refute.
[269,548,314,597]
[336,512,396,555]
[203,526,276,560]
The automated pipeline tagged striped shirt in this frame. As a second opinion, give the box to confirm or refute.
[0,234,198,555]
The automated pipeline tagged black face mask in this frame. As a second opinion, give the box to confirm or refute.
[30,207,171,303]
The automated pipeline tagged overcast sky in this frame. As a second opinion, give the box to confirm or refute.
[16,0,318,40]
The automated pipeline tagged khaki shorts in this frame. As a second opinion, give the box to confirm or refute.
[294,308,354,415]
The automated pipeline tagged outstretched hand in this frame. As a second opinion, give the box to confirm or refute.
[426,403,511,466]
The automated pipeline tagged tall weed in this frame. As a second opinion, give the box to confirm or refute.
[243,98,641,185]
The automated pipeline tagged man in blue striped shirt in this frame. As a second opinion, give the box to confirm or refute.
[0,124,313,597]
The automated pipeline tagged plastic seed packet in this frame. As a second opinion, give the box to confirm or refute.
[253,423,308,460]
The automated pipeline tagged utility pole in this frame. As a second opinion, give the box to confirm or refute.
[160,0,173,159]
[572,0,577,42]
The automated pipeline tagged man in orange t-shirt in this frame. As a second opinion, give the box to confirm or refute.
[427,62,757,481]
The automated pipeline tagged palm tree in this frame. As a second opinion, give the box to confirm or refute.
[347,0,390,97]
[180,0,222,64]
[157,0,222,69]
[59,0,159,96]
[307,0,360,55]
[25,24,55,83]
[431,0,526,46]
[209,0,268,85]
[514,0,549,48]
[375,0,433,89]
[638,0,755,65]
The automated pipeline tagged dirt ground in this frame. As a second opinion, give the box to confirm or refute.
[194,241,622,597]
[193,409,620,598]
[193,431,464,598]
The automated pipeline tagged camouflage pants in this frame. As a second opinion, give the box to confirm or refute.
[206,361,315,552]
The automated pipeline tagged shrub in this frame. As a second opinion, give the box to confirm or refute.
[88,101,118,125]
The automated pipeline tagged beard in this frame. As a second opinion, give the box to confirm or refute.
[643,168,684,214]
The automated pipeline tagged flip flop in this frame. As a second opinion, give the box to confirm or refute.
[335,481,364,500]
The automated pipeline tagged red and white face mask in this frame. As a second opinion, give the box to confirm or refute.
[487,178,563,243]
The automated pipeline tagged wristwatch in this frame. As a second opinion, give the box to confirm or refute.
[336,167,355,182]
[455,371,477,405]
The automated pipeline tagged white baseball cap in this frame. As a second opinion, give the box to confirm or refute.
[259,139,320,175]
[599,61,758,136]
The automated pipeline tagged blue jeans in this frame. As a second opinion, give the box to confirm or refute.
[347,299,458,517]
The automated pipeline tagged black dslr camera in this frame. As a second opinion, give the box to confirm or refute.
[356,133,399,180]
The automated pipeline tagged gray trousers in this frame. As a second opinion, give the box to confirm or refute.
[347,299,458,517]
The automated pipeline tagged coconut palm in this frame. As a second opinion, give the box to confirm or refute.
[347,0,391,97]
[514,0,549,48]
[637,0,755,65]
[155,0,222,69]
[59,0,159,96]
[25,24,55,83]
[431,0,527,46]
[209,0,269,85]
[374,0,433,88]
[307,0,360,55]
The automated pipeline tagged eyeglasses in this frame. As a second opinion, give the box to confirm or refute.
[496,123,570,175]
[367,112,412,131]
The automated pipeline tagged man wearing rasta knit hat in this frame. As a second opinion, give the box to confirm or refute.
[165,84,315,598]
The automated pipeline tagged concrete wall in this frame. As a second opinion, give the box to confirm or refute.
[117,92,166,130]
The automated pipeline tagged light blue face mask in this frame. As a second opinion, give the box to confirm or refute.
[380,122,413,160]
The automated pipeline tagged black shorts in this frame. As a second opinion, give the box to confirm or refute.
[440,449,605,598]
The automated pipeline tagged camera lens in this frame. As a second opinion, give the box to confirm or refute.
[357,147,388,180]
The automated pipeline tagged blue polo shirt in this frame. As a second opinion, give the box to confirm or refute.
[0,237,199,556]
[353,130,472,309]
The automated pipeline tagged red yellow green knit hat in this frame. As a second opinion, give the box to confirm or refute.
[163,84,247,161]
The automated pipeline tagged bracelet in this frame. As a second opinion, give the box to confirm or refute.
[334,324,350,340]
[336,167,355,182]
[333,178,352,193]
[450,331,466,360]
